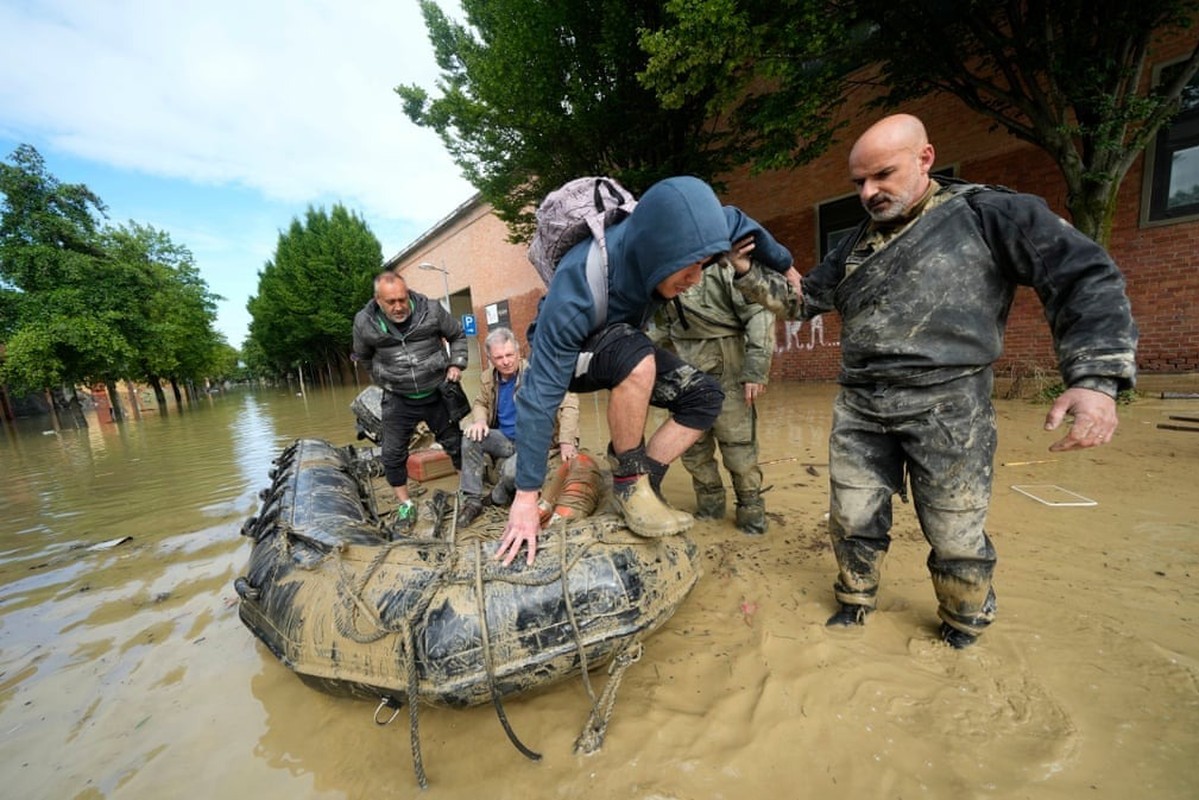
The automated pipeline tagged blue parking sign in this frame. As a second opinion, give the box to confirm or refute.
[462,314,477,335]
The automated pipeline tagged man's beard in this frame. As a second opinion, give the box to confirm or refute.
[865,192,910,223]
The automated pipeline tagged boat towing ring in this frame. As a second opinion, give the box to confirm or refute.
[374,696,403,726]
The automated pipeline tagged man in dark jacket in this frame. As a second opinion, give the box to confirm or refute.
[733,113,1138,648]
[495,176,793,565]
[352,271,468,528]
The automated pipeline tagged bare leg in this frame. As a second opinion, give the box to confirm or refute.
[608,353,704,460]
[646,418,704,464]
[607,354,654,452]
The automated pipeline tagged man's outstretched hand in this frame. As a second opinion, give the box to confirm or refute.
[495,490,542,566]
[1044,387,1119,451]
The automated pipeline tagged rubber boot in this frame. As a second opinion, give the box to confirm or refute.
[644,453,695,531]
[734,492,767,535]
[612,475,694,537]
[609,444,693,537]
[694,488,726,520]
[938,622,979,649]
[826,603,872,627]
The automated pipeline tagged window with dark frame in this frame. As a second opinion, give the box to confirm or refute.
[1144,61,1199,224]
[815,166,957,260]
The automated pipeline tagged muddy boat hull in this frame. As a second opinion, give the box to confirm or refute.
[235,438,701,708]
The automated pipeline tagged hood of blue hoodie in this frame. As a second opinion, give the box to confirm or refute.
[604,176,731,316]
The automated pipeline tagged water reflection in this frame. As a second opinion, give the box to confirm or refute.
[229,394,278,500]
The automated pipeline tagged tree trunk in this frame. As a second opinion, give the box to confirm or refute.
[170,378,184,409]
[149,375,168,414]
[105,379,124,422]
[297,365,307,396]
[1,383,15,421]
[124,379,143,420]
[58,386,87,428]
[1062,166,1120,246]
[44,388,61,431]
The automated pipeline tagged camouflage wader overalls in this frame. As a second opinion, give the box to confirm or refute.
[661,264,775,533]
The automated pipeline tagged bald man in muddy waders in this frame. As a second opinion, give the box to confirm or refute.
[732,113,1138,648]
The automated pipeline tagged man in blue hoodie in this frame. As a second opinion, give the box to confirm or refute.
[495,176,792,565]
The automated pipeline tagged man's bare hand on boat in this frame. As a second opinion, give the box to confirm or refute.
[496,489,541,566]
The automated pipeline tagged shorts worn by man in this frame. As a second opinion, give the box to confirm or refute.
[457,327,580,528]
[495,176,793,566]
[734,114,1138,648]
[352,271,468,528]
[657,262,776,534]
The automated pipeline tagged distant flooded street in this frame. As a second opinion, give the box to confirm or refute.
[1,381,1196,799]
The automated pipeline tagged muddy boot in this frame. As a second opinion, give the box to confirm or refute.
[734,492,767,535]
[694,488,726,520]
[456,494,486,528]
[612,475,694,537]
[938,622,979,649]
[609,445,693,537]
[826,603,872,628]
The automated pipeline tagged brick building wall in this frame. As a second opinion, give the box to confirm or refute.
[387,201,546,361]
[388,29,1198,382]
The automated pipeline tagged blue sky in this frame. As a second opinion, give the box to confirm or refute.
[0,0,475,348]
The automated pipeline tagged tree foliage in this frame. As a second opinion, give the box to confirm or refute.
[642,0,1199,243]
[102,221,226,385]
[246,204,381,377]
[1,145,228,395]
[396,0,735,241]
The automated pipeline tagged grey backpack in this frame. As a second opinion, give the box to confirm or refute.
[527,177,637,328]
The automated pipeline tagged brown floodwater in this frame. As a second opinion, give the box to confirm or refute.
[1,380,1196,799]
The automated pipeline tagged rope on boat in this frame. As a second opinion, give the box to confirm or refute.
[317,496,642,771]
[556,520,599,713]
[332,539,404,644]
[404,622,429,789]
[573,637,643,755]
[475,540,542,762]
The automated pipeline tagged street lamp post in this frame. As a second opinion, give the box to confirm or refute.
[418,262,452,312]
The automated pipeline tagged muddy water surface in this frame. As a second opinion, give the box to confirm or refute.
[1,381,1196,799]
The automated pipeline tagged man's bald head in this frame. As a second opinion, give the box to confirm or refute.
[848,114,936,223]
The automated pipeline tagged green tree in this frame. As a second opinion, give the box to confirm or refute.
[206,341,241,383]
[2,146,228,417]
[0,144,129,409]
[246,204,381,384]
[103,221,225,409]
[642,0,1199,244]
[396,0,733,241]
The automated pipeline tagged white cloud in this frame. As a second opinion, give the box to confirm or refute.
[0,0,474,224]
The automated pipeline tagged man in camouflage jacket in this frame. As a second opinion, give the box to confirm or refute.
[657,263,776,533]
